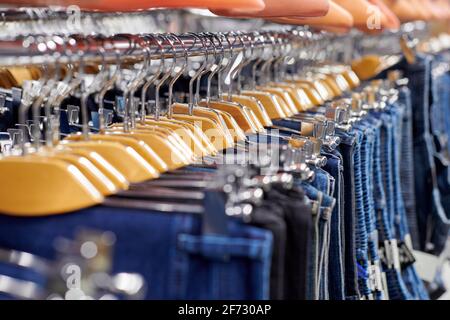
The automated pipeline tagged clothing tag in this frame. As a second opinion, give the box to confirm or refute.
[11,87,22,104]
[370,230,379,248]
[412,250,440,283]
[7,128,24,146]
[398,241,416,270]
[381,271,389,300]
[368,264,376,292]
[310,200,319,216]
[67,105,80,125]
[115,96,125,116]
[379,239,401,271]
[404,234,414,252]
[0,139,12,153]
[369,261,384,294]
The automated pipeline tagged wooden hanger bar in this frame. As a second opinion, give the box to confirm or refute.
[0,0,266,12]
[269,1,354,31]
[211,0,330,18]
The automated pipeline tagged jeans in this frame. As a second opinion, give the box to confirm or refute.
[0,206,273,300]
[323,150,346,300]
[310,167,334,197]
[399,55,448,254]
[397,86,421,250]
[430,56,450,255]
[372,105,413,300]
[298,182,334,300]
[250,202,287,300]
[350,127,372,298]
[264,186,313,300]
[336,129,360,300]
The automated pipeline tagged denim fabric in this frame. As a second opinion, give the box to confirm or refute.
[388,101,428,300]
[354,118,386,299]
[430,57,450,164]
[272,119,301,132]
[350,128,372,298]
[323,150,345,300]
[429,57,450,255]
[0,206,273,300]
[316,190,335,301]
[250,203,287,300]
[299,183,322,300]
[265,186,313,300]
[369,112,393,300]
[336,129,360,300]
[363,116,386,300]
[397,86,421,250]
[398,55,448,254]
[311,167,334,197]
[297,181,334,300]
[371,105,413,300]
[0,261,48,300]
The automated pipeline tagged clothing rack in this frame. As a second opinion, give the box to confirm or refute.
[0,31,315,67]
[0,2,448,303]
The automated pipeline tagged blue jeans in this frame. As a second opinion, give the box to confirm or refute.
[401,55,448,254]
[371,105,413,300]
[397,86,421,250]
[0,206,273,300]
[298,182,334,300]
[389,100,429,300]
[430,56,450,255]
[336,129,360,300]
[350,127,373,298]
[323,150,346,300]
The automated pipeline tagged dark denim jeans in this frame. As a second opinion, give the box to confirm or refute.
[0,206,273,300]
[336,129,360,300]
[397,55,448,254]
[397,86,421,250]
[323,150,346,300]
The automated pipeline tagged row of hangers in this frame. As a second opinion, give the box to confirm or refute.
[0,29,363,216]
[0,5,447,217]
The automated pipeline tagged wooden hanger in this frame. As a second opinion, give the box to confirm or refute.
[368,0,401,30]
[211,0,330,18]
[40,55,132,192]
[216,35,276,125]
[40,148,118,196]
[59,36,162,183]
[0,155,105,216]
[239,55,293,119]
[381,0,424,22]
[6,0,266,11]
[169,48,235,150]
[18,54,126,199]
[147,36,230,153]
[409,0,432,20]
[196,35,266,136]
[0,75,104,216]
[269,1,354,33]
[428,0,449,20]
[62,147,129,190]
[333,0,390,32]
[131,34,216,158]
[421,0,444,20]
[101,36,196,171]
[23,70,122,198]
